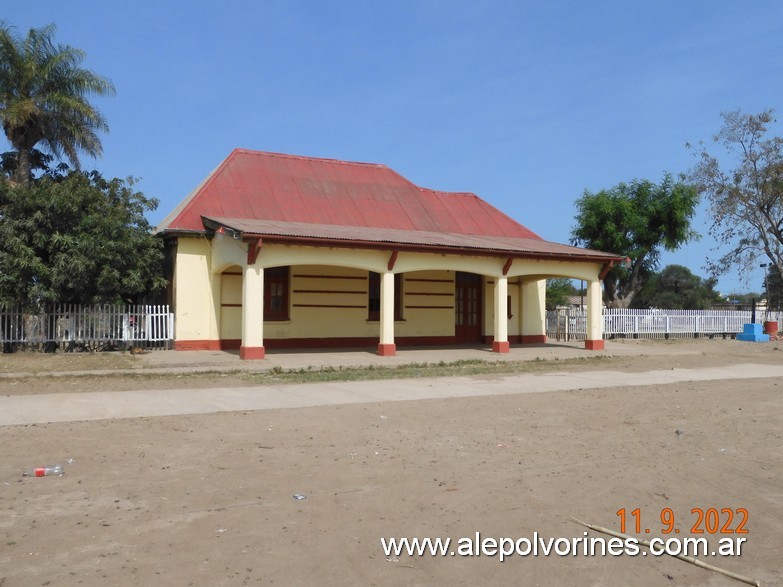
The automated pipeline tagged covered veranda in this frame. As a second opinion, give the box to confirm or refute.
[184,219,624,360]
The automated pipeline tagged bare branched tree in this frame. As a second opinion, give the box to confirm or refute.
[689,109,783,282]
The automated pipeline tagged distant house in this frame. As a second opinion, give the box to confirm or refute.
[156,149,622,359]
[564,295,588,312]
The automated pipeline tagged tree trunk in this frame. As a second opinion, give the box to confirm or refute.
[14,147,32,188]
[7,122,41,188]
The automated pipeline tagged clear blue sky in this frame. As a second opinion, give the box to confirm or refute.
[5,1,782,295]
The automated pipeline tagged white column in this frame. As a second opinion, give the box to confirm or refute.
[492,276,509,352]
[585,279,604,350]
[377,271,396,356]
[240,265,265,359]
[521,279,546,344]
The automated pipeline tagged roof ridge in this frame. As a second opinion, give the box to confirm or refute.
[233,148,388,170]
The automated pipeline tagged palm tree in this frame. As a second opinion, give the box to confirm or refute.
[0,22,114,187]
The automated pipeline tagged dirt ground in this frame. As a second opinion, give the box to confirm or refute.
[0,341,781,586]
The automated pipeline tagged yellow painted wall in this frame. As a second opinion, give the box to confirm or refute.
[174,237,217,341]
[509,280,522,336]
[219,266,242,340]
[175,239,606,343]
[216,265,458,340]
[483,278,493,337]
[481,278,535,338]
[398,270,454,337]
[271,265,370,338]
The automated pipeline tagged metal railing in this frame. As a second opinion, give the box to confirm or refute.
[546,308,782,341]
[0,304,174,351]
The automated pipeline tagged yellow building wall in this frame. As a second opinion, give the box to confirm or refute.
[220,267,242,340]
[174,237,218,342]
[398,270,454,337]
[483,278,493,337]
[174,238,605,345]
[216,265,458,341]
[509,280,522,337]
[270,265,371,339]
[481,278,527,338]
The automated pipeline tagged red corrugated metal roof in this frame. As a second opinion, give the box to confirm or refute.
[157,149,542,239]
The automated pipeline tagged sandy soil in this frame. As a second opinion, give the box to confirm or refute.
[0,343,781,586]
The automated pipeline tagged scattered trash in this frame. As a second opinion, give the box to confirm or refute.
[496,443,510,448]
[21,458,73,478]
[292,494,307,500]
[22,464,63,477]
[386,556,399,563]
[217,528,227,533]
[380,415,387,419]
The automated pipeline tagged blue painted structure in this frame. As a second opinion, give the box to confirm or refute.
[736,323,770,342]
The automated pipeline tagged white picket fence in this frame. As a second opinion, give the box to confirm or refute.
[547,308,783,341]
[0,304,174,350]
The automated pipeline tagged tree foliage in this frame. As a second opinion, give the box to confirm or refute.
[0,169,166,308]
[689,109,783,283]
[0,22,114,186]
[571,175,699,308]
[545,278,578,310]
[631,265,720,310]
[762,264,783,311]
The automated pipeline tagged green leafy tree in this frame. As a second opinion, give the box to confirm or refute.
[763,264,783,311]
[1,148,53,177]
[0,22,114,187]
[0,170,166,308]
[571,175,699,308]
[631,265,720,309]
[689,109,783,282]
[546,278,577,310]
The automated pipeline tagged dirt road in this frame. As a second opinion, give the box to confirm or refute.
[0,340,781,586]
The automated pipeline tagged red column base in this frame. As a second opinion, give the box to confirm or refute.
[584,339,605,351]
[377,343,396,356]
[492,340,510,353]
[240,346,266,360]
[520,335,547,345]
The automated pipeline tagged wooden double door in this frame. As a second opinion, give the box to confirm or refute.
[455,272,482,342]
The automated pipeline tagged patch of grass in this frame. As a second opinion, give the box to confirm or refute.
[0,350,139,374]
[0,355,613,392]
[235,355,611,385]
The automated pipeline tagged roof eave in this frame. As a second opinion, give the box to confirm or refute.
[158,228,210,239]
[238,232,622,264]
